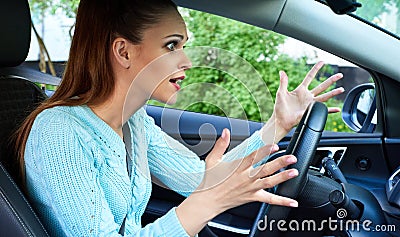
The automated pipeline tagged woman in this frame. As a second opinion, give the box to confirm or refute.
[15,0,344,236]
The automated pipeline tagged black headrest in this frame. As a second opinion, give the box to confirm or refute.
[0,0,31,67]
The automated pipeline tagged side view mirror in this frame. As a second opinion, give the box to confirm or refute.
[342,83,376,133]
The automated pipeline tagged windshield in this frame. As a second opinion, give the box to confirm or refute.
[354,0,400,37]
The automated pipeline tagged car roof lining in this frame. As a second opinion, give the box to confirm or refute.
[173,0,287,32]
[174,0,400,82]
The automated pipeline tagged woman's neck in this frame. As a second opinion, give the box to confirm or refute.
[89,87,147,139]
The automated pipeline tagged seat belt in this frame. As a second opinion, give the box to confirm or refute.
[123,123,133,178]
[119,123,133,235]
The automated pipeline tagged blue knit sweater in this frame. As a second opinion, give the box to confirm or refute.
[25,105,265,236]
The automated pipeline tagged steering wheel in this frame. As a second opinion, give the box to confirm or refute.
[250,101,328,237]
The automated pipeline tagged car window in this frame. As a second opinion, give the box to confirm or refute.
[26,5,376,133]
[147,8,375,133]
[353,0,400,38]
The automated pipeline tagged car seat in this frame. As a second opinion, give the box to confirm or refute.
[0,0,54,236]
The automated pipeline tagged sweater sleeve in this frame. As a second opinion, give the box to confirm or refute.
[25,110,189,237]
[143,111,266,197]
[144,113,206,197]
[222,130,267,165]
[124,208,189,236]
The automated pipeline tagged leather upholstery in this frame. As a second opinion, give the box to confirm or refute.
[0,0,50,235]
[0,0,31,67]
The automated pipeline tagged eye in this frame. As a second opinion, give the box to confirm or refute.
[165,41,178,51]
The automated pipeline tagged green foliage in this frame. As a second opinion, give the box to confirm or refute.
[174,10,310,122]
[28,0,353,132]
[29,0,79,19]
[149,9,352,132]
[324,99,353,133]
[356,0,398,18]
[356,0,400,34]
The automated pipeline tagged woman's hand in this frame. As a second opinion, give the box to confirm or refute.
[200,129,298,210]
[273,61,344,134]
[176,129,298,236]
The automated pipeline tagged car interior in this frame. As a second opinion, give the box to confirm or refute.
[1,0,400,236]
[0,1,50,236]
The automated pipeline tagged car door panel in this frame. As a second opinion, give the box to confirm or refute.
[384,138,400,171]
[145,105,263,236]
[144,105,395,236]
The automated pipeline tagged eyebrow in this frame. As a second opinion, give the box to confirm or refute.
[164,34,189,41]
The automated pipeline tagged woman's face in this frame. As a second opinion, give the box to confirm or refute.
[129,10,191,105]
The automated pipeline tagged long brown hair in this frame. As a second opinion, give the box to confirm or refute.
[15,0,177,182]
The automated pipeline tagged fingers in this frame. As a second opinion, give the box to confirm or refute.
[301,61,325,88]
[249,155,299,208]
[251,155,297,179]
[310,73,343,96]
[205,129,231,167]
[239,144,280,171]
[255,168,298,190]
[256,190,298,207]
[314,87,345,102]
[328,107,341,113]
[278,71,289,93]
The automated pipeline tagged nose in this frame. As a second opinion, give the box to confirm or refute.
[179,49,192,70]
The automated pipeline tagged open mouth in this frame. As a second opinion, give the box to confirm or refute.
[169,76,184,90]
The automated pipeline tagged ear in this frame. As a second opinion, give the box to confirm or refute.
[111,38,133,69]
